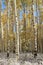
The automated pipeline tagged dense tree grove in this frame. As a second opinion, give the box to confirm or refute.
[0,0,43,58]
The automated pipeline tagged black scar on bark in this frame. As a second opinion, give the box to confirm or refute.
[34,50,37,58]
[7,49,9,58]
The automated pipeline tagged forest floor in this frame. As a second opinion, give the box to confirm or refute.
[0,53,43,65]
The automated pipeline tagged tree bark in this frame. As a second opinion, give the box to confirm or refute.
[0,0,2,52]
[14,0,19,60]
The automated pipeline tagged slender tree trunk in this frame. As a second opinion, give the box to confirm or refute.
[0,0,2,52]
[34,0,38,52]
[37,0,42,53]
[31,0,37,57]
[23,7,26,52]
[14,0,19,60]
[7,0,10,57]
[1,22,4,52]
[1,22,4,39]
[31,0,35,52]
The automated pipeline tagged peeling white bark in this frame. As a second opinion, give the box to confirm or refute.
[14,0,19,60]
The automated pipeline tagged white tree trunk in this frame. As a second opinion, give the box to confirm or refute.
[14,0,19,60]
[31,0,37,52]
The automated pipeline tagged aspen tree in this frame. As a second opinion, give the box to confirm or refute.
[14,0,19,60]
[31,0,37,57]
